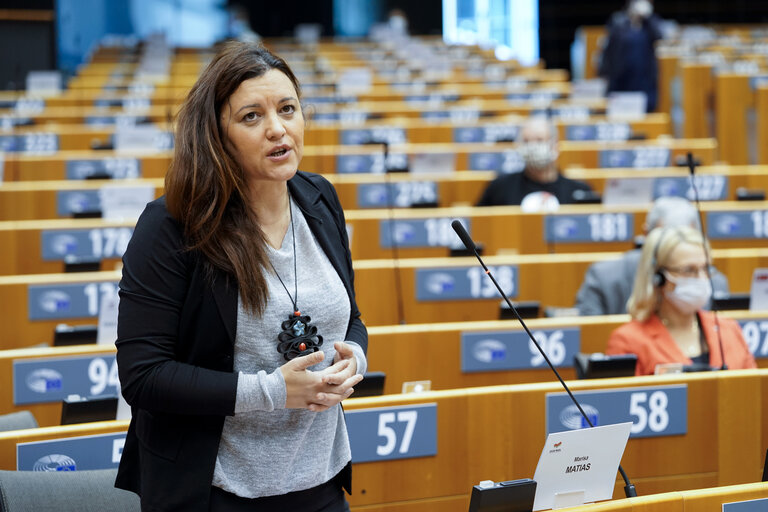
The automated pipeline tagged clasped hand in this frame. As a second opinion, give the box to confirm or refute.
[281,341,363,412]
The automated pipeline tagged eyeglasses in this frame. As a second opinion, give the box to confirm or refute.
[662,265,709,278]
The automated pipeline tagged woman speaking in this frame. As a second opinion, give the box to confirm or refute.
[115,41,367,511]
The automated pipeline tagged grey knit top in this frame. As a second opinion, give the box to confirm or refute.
[211,197,367,498]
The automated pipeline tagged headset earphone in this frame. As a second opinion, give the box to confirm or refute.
[650,226,687,288]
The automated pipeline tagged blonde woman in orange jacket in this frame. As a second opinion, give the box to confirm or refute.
[606,226,756,375]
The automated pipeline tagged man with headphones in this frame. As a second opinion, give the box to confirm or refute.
[574,197,729,316]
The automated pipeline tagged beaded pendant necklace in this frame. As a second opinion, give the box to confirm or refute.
[269,199,323,361]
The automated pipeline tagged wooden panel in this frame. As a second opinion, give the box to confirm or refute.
[0,270,121,350]
[0,420,129,470]
[682,483,768,512]
[2,247,768,349]
[681,64,714,140]
[763,374,768,470]
[352,247,768,326]
[347,372,766,506]
[0,218,132,275]
[2,152,171,182]
[365,310,768,395]
[9,197,768,274]
[657,55,679,116]
[351,495,467,512]
[3,98,608,125]
[756,86,768,165]
[0,179,165,221]
[716,373,763,485]
[575,26,606,80]
[9,114,670,150]
[0,371,765,508]
[715,74,751,165]
[564,165,768,201]
[546,482,768,512]
[0,345,117,426]
[2,137,715,182]
[5,164,768,223]
[4,310,767,425]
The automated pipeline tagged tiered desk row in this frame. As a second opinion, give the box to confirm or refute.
[4,310,768,427]
[0,370,766,511]
[1,36,766,512]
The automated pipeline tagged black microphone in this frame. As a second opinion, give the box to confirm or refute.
[686,152,727,370]
[451,220,638,498]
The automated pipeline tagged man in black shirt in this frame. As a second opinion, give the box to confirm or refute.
[476,117,593,210]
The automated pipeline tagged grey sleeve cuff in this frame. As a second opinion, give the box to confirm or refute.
[345,341,368,376]
[234,368,287,413]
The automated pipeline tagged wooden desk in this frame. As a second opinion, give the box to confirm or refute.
[2,81,580,113]
[366,310,768,394]
[2,151,171,182]
[0,218,133,275]
[0,247,765,349]
[0,179,166,221]
[1,371,765,511]
[562,483,768,512]
[0,270,121,349]
[1,138,716,182]
[298,139,717,173]
[4,245,765,350]
[564,165,768,200]
[342,201,768,261]
[4,162,764,223]
[8,113,670,150]
[0,344,119,427]
[352,248,768,326]
[3,96,604,125]
[4,309,767,426]
[348,371,768,507]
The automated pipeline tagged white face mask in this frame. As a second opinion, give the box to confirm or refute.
[519,142,557,171]
[663,276,712,314]
[389,15,407,33]
[630,0,653,18]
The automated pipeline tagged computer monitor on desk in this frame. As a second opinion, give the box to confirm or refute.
[468,479,536,512]
[351,372,385,398]
[574,353,637,379]
[60,395,118,425]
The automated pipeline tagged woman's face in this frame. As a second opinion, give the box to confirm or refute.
[221,69,304,186]
[660,241,707,295]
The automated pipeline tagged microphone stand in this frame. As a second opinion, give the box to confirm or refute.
[451,219,638,498]
[686,152,727,370]
[366,139,406,325]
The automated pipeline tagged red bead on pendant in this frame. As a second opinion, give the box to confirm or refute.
[299,342,307,351]
[294,311,301,316]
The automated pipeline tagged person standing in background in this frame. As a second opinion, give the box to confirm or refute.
[599,0,663,112]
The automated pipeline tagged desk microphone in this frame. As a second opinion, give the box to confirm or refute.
[451,219,638,498]
[686,152,727,370]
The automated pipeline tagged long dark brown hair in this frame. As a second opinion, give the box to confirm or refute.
[165,40,302,314]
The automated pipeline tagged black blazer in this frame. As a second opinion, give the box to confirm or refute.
[114,171,367,511]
